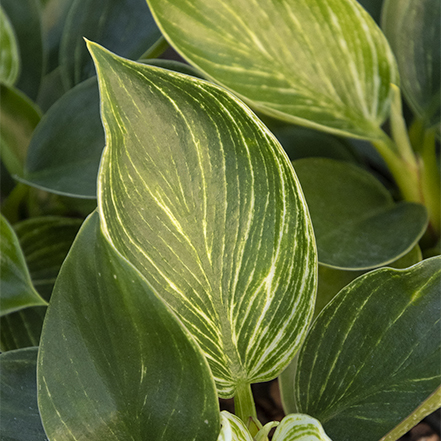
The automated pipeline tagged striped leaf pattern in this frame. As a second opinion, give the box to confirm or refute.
[146,0,399,139]
[294,257,441,441]
[272,414,331,441]
[217,412,253,441]
[89,42,317,397]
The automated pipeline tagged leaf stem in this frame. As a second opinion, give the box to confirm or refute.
[234,382,260,436]
[138,36,169,60]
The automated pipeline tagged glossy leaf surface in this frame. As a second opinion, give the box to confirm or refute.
[90,42,317,397]
[0,214,47,316]
[0,306,46,351]
[60,0,162,89]
[293,257,441,441]
[382,0,440,128]
[25,77,103,198]
[0,347,48,440]
[0,5,19,86]
[0,84,41,177]
[293,158,428,269]
[38,212,220,441]
[272,414,331,441]
[147,0,398,139]
[0,0,44,100]
[217,412,253,441]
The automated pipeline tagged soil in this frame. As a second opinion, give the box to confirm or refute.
[219,379,441,440]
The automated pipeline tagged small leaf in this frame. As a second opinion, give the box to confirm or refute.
[89,42,317,397]
[272,414,331,441]
[0,347,48,441]
[0,306,46,351]
[293,158,428,269]
[0,0,44,100]
[0,214,47,316]
[38,212,220,440]
[0,84,41,177]
[24,77,103,198]
[59,0,162,89]
[382,0,440,128]
[293,257,441,441]
[217,412,253,441]
[0,5,20,86]
[147,0,399,139]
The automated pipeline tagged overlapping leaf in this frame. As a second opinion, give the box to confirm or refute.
[147,0,399,139]
[293,158,428,269]
[89,42,317,397]
[38,212,220,440]
[382,0,440,128]
[0,214,47,316]
[1,84,41,178]
[24,77,103,197]
[217,412,253,441]
[291,257,441,441]
[0,347,48,441]
[0,5,19,86]
[272,414,331,441]
[60,0,162,89]
[0,0,44,100]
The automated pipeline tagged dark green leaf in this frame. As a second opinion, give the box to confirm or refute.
[40,0,74,73]
[89,42,317,397]
[0,214,47,316]
[14,216,82,300]
[0,5,19,86]
[0,307,46,351]
[0,0,44,100]
[59,0,162,89]
[147,0,399,139]
[293,158,428,269]
[0,347,48,441]
[38,212,220,440]
[293,257,441,441]
[24,77,103,198]
[382,0,440,128]
[0,85,41,177]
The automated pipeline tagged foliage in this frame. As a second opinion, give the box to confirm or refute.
[0,0,440,440]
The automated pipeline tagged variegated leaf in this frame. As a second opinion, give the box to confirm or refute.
[146,0,399,139]
[217,412,253,441]
[293,257,441,441]
[272,414,331,441]
[89,42,317,397]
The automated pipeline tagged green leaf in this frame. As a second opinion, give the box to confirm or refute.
[292,257,441,441]
[0,5,19,86]
[272,414,331,441]
[0,347,48,440]
[217,412,253,441]
[38,212,220,440]
[147,0,399,139]
[40,0,74,73]
[293,158,428,269]
[382,0,440,128]
[0,306,46,351]
[24,77,103,198]
[0,85,41,177]
[59,0,162,89]
[356,0,384,24]
[14,216,82,300]
[380,387,441,441]
[0,214,47,316]
[89,42,317,397]
[0,0,44,100]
